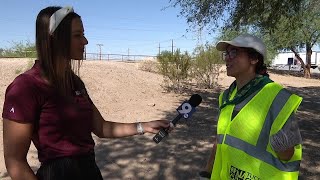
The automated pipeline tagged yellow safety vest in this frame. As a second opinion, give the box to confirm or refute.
[211,82,302,180]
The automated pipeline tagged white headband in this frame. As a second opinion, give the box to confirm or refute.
[49,6,74,35]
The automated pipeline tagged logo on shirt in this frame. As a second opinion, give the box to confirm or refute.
[229,165,260,180]
[75,90,81,95]
[75,89,87,96]
[10,107,15,113]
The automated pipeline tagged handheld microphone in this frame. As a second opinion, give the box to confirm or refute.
[153,94,202,143]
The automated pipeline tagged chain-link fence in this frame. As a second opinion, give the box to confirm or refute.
[85,53,156,61]
[0,51,157,61]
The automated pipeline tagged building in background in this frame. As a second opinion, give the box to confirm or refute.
[271,51,320,72]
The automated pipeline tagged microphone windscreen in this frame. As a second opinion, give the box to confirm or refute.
[189,94,202,107]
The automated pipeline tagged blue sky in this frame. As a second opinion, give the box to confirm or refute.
[0,0,215,56]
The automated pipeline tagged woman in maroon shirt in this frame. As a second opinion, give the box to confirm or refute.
[2,6,170,180]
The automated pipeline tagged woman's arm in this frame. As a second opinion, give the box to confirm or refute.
[198,138,217,179]
[3,119,37,180]
[204,139,217,173]
[91,104,170,138]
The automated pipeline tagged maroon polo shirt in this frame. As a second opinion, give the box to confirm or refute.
[2,61,95,162]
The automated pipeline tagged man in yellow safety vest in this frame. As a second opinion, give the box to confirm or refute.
[199,34,303,180]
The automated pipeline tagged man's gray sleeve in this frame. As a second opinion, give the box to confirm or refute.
[270,113,302,152]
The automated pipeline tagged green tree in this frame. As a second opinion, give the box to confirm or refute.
[267,1,320,77]
[0,41,36,58]
[169,0,302,31]
[0,48,4,57]
[170,0,319,78]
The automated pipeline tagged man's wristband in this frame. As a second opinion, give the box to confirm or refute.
[136,122,144,135]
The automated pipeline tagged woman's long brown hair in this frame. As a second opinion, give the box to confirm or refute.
[36,6,82,96]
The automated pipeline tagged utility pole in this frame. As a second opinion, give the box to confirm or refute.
[158,43,161,55]
[127,48,130,61]
[96,44,103,60]
[171,39,174,55]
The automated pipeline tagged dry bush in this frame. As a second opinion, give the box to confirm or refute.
[191,45,224,89]
[157,50,192,92]
[138,60,158,73]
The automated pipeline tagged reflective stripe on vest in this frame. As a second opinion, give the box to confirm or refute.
[224,135,300,172]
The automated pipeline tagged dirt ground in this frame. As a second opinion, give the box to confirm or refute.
[0,58,319,180]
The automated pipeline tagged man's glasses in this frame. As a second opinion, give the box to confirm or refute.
[222,49,246,60]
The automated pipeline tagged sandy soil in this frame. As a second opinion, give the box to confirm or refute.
[0,58,319,180]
